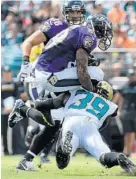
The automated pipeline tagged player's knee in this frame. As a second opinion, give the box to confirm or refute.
[99,152,119,168]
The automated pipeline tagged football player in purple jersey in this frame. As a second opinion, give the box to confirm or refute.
[18,0,86,86]
[28,14,112,94]
[9,2,113,171]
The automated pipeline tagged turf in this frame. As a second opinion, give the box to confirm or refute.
[1,154,136,179]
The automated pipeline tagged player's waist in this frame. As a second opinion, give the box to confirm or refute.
[36,61,66,73]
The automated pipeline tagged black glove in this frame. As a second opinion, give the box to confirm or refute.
[88,55,100,66]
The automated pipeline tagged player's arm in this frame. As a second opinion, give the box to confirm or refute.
[22,30,47,62]
[76,48,93,91]
[9,92,70,128]
[18,30,47,82]
[21,93,70,126]
[35,92,70,111]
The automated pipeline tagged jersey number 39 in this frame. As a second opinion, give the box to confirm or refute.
[68,90,109,120]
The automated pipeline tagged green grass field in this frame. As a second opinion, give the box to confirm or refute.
[1,154,136,179]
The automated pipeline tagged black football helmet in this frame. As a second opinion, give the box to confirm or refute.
[63,0,86,25]
[86,14,113,51]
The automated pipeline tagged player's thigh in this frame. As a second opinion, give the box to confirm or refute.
[62,116,81,135]
[83,122,110,160]
[55,66,104,81]
[35,69,52,90]
[62,116,80,156]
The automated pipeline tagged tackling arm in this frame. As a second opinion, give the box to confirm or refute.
[76,48,93,91]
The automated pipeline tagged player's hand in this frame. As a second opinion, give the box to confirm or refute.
[88,55,100,66]
[17,62,32,82]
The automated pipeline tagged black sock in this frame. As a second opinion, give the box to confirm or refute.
[42,138,55,156]
[100,152,119,168]
[24,151,35,161]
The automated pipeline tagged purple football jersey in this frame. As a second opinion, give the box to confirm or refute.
[36,25,97,72]
[40,18,68,40]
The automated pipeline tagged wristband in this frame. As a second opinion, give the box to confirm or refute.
[23,56,29,64]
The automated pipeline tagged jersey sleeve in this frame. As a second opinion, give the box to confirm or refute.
[40,19,53,40]
[40,18,68,40]
[78,28,97,54]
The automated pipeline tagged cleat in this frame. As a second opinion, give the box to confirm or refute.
[62,131,73,154]
[8,99,25,128]
[117,153,136,173]
[56,131,73,169]
[16,158,36,171]
[25,126,34,147]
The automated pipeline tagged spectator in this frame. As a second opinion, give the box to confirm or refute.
[51,0,63,18]
[114,25,136,48]
[120,69,136,157]
[1,66,17,155]
[94,2,108,16]
[124,1,136,13]
[107,3,126,24]
[12,91,29,155]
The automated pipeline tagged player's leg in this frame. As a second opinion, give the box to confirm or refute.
[38,124,51,164]
[16,120,60,171]
[83,121,136,173]
[25,124,52,165]
[25,125,40,147]
[56,116,80,169]
[8,99,54,128]
[83,121,111,160]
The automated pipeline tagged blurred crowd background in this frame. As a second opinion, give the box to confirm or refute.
[1,1,136,158]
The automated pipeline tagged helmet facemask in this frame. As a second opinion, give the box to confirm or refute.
[96,81,113,101]
[87,15,113,51]
[98,28,113,51]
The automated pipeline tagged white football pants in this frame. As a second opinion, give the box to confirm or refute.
[26,66,104,98]
[62,115,110,161]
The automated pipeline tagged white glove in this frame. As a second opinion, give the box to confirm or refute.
[17,62,32,82]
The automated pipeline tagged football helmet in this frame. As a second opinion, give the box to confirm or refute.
[96,81,113,100]
[86,14,113,51]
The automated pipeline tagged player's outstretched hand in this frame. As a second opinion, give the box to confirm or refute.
[17,62,32,82]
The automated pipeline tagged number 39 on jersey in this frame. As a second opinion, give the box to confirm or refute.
[67,89,117,123]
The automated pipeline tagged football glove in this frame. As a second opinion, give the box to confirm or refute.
[17,56,32,82]
[88,54,100,66]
